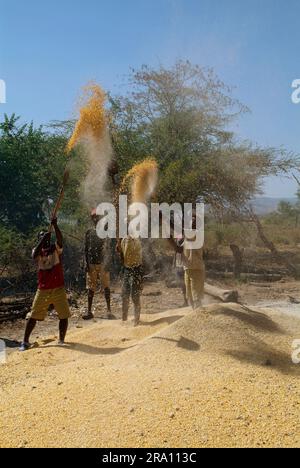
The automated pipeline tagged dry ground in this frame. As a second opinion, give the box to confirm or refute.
[1,278,300,345]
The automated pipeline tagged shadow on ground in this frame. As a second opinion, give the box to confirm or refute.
[152,335,200,351]
[224,333,300,376]
[140,315,184,327]
[212,305,284,334]
[0,338,20,348]
[210,305,298,376]
[39,342,136,355]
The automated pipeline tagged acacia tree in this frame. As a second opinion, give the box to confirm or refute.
[109,61,300,212]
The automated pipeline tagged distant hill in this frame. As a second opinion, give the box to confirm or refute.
[251,197,298,215]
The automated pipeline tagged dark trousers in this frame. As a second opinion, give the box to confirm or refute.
[122,266,143,322]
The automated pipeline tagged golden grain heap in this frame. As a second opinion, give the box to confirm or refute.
[121,159,158,203]
[1,303,300,448]
[66,84,107,153]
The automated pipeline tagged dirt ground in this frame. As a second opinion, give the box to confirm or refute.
[221,278,300,305]
[1,278,300,347]
[0,281,187,346]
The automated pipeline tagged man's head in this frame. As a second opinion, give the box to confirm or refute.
[38,231,51,249]
[191,207,203,230]
[90,208,100,227]
[192,212,197,230]
[183,205,205,250]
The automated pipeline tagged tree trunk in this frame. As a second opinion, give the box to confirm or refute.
[230,244,243,279]
[204,283,239,303]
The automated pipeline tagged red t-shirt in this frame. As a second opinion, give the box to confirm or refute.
[36,243,65,290]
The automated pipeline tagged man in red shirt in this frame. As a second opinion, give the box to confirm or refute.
[19,218,70,351]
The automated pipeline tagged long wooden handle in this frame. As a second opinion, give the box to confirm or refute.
[51,187,65,219]
[48,169,70,232]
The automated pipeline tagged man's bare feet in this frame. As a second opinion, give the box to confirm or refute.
[82,312,94,320]
[19,342,30,352]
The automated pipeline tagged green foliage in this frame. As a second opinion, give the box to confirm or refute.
[0,223,35,277]
[0,114,87,235]
[0,114,66,232]
[265,200,300,228]
[205,221,252,249]
[0,224,21,262]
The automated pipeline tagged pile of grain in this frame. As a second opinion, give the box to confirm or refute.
[0,304,300,448]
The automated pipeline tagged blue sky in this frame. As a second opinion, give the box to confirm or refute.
[0,0,299,197]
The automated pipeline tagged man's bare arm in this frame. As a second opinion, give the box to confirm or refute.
[51,218,63,248]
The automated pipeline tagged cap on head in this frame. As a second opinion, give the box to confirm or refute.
[38,230,47,241]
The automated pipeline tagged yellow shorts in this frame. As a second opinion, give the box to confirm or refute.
[86,264,110,292]
[27,287,71,321]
